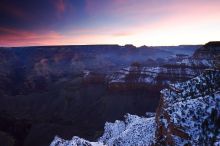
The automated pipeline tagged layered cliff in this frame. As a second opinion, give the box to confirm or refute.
[50,69,220,146]
[0,45,197,96]
[107,57,208,91]
[107,65,199,87]
[155,69,220,145]
[107,42,219,91]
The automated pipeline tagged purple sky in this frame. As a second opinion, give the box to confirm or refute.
[0,0,220,46]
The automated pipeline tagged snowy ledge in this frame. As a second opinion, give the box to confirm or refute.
[50,114,156,146]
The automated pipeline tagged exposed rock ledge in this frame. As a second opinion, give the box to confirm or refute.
[50,114,155,146]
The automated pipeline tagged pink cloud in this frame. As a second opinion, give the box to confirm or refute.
[0,27,64,47]
[54,0,66,13]
[1,0,220,47]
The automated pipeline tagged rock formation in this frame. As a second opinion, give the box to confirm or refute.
[50,69,220,146]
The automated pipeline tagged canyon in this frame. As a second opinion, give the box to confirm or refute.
[0,42,219,146]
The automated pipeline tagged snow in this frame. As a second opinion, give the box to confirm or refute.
[167,93,219,144]
[108,66,198,85]
[107,53,215,85]
[50,136,105,146]
[99,120,126,144]
[177,58,213,67]
[83,70,90,78]
[99,114,155,146]
[159,70,220,145]
[50,114,156,146]
[162,70,220,104]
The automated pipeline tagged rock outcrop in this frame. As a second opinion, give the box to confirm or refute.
[50,69,220,146]
[50,136,104,146]
[193,41,220,59]
[99,114,155,146]
[50,114,156,146]
[193,41,220,68]
[155,69,220,145]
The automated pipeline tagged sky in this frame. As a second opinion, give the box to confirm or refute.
[0,0,220,47]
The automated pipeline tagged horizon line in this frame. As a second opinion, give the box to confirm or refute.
[0,43,207,48]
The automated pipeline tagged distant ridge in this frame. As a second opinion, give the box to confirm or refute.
[1,42,214,49]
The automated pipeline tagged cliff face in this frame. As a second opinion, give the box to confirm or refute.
[193,41,220,68]
[50,69,220,146]
[108,65,200,88]
[107,41,220,92]
[193,41,220,59]
[155,70,220,145]
[107,56,209,91]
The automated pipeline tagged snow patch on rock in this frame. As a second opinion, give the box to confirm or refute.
[50,136,105,146]
[99,114,155,146]
[50,114,156,146]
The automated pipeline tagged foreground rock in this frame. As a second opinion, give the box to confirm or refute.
[50,136,104,146]
[50,114,155,146]
[155,69,220,145]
